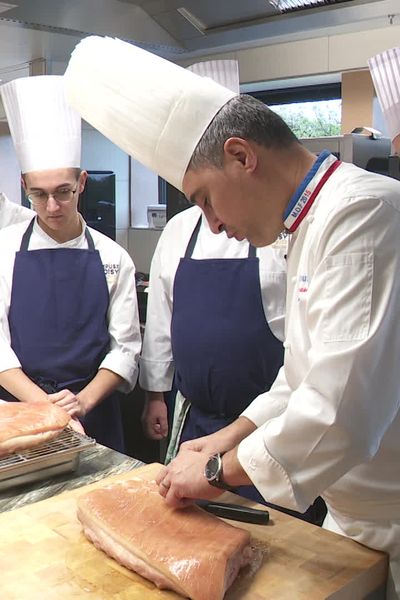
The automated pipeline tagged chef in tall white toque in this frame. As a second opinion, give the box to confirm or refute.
[64,36,400,598]
[369,46,400,153]
[139,58,325,525]
[0,75,141,451]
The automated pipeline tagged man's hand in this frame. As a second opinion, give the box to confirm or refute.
[156,449,223,509]
[68,416,86,434]
[48,389,81,417]
[141,392,168,440]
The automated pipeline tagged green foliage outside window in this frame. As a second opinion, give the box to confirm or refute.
[273,100,341,138]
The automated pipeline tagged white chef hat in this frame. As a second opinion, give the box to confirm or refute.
[64,36,236,191]
[0,75,81,174]
[187,60,240,95]
[368,47,400,141]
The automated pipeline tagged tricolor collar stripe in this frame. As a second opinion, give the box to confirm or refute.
[284,152,341,233]
[284,150,331,221]
[287,159,341,233]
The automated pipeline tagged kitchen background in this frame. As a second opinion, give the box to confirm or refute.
[0,0,399,273]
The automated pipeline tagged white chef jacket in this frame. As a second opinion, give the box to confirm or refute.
[0,215,141,392]
[238,161,400,598]
[0,192,34,229]
[139,205,287,392]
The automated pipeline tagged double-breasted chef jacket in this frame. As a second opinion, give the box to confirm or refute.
[238,153,400,600]
[0,192,34,229]
[0,216,141,450]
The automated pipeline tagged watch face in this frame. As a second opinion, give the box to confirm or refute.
[205,454,220,482]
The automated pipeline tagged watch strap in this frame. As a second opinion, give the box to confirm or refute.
[205,452,234,491]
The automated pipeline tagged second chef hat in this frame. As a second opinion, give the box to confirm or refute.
[64,36,237,192]
[187,59,240,95]
[0,75,81,174]
[368,47,400,143]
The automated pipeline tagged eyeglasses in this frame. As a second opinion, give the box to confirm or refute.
[26,188,78,206]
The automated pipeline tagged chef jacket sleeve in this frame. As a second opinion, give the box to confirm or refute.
[238,195,400,513]
[139,228,175,391]
[98,247,141,392]
[0,245,23,373]
[241,365,289,425]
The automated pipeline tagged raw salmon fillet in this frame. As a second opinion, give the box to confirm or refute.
[0,402,70,457]
[77,478,253,600]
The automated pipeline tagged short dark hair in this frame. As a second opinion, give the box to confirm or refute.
[189,94,299,170]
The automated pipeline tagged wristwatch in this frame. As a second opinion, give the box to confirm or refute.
[204,453,233,491]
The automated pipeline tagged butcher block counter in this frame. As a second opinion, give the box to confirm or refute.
[0,461,387,600]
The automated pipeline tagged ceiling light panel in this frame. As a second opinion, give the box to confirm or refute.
[0,2,17,14]
[269,0,353,13]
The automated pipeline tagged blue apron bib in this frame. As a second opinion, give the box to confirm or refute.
[3,218,124,452]
[172,216,284,425]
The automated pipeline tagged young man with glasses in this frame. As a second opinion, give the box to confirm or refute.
[0,75,141,452]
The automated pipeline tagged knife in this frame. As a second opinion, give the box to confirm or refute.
[195,499,269,525]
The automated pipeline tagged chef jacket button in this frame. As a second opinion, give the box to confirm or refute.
[283,340,291,349]
[249,458,257,470]
[306,214,314,224]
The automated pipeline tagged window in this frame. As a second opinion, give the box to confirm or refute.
[250,83,342,138]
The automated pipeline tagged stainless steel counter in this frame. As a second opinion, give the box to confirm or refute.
[0,443,144,513]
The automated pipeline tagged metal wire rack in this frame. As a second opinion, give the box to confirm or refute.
[0,427,95,489]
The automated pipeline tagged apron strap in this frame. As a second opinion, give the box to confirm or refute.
[248,244,256,258]
[19,218,95,251]
[20,217,36,251]
[84,226,95,250]
[184,216,202,258]
[185,215,256,258]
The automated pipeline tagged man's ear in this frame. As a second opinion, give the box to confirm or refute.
[78,170,88,193]
[223,137,257,173]
[20,175,27,193]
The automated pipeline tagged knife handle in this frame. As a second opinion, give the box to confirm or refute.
[196,500,269,525]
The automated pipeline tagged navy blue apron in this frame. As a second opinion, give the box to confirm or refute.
[2,217,124,452]
[172,217,284,422]
[171,217,326,525]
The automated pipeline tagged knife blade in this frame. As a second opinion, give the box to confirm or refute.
[195,499,269,525]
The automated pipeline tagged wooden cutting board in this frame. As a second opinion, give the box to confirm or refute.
[0,463,387,600]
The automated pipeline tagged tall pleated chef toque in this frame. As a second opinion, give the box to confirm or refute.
[63,36,237,192]
[0,75,81,174]
[368,47,400,142]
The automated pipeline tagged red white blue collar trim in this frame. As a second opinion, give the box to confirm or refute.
[283,151,341,233]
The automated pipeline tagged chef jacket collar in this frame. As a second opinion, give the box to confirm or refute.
[32,213,88,248]
[283,150,340,233]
